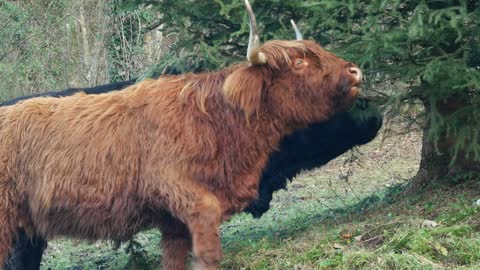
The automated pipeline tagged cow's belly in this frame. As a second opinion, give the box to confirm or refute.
[27,193,161,242]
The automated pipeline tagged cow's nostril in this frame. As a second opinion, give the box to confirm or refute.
[348,67,362,82]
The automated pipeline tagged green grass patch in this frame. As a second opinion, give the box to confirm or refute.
[218,179,480,269]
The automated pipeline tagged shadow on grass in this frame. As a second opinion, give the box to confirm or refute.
[222,183,407,252]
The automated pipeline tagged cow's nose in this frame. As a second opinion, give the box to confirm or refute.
[348,67,362,83]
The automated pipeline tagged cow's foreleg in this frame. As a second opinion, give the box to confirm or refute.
[151,177,222,270]
[159,219,191,270]
[161,234,192,270]
[187,195,222,270]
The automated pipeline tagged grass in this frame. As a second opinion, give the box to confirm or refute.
[220,180,480,270]
[40,129,480,269]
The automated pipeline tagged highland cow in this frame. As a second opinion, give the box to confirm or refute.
[0,1,362,269]
[4,92,381,270]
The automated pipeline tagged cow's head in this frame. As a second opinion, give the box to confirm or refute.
[224,0,361,127]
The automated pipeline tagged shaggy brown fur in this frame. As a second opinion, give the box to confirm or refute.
[0,40,360,270]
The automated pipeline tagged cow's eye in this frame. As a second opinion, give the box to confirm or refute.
[294,58,305,68]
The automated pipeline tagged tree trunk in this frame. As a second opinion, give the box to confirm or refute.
[78,4,91,80]
[406,95,480,193]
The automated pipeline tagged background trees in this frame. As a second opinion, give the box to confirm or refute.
[0,0,165,97]
[1,0,479,190]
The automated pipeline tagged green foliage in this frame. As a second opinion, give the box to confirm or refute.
[122,0,313,74]
[312,0,480,164]
[0,0,76,99]
[107,0,161,81]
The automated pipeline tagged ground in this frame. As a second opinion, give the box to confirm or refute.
[40,126,480,270]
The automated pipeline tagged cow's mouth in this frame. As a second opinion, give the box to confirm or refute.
[349,83,361,98]
[339,77,361,99]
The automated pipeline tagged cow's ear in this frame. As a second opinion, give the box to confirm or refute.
[223,66,267,117]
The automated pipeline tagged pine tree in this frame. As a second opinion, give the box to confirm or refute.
[301,0,480,191]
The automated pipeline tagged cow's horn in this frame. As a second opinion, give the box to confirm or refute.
[290,20,303,40]
[244,0,267,65]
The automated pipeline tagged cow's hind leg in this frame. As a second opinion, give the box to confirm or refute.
[0,186,19,267]
[159,217,191,270]
[3,229,46,270]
